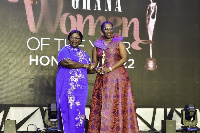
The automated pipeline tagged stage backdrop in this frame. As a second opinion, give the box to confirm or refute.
[0,0,200,108]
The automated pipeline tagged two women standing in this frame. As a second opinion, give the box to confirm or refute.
[56,21,139,133]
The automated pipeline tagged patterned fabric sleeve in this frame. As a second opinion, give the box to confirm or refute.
[85,52,90,64]
[57,46,71,64]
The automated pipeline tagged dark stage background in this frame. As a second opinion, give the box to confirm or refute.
[0,0,200,108]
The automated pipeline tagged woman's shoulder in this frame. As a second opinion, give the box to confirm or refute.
[94,36,104,45]
[112,33,123,43]
[59,45,69,53]
[94,36,106,50]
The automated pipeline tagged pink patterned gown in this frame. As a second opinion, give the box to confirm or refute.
[88,34,140,133]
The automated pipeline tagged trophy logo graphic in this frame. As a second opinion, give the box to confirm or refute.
[145,0,157,71]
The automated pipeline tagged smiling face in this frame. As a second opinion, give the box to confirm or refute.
[69,33,81,48]
[102,23,113,39]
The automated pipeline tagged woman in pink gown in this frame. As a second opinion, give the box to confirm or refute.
[88,21,140,133]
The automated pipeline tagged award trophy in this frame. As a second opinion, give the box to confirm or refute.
[145,0,157,71]
[100,51,106,74]
[102,51,106,66]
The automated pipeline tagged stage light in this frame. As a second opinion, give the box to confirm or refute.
[181,104,198,132]
[44,103,58,131]
[48,103,57,120]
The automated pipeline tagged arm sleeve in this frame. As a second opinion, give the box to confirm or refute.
[85,52,90,64]
[57,47,71,64]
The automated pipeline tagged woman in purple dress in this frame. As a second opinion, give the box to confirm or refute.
[56,30,92,133]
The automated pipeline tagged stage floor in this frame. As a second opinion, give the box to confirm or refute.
[140,131,199,133]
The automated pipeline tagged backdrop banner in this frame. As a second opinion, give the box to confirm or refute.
[0,0,200,108]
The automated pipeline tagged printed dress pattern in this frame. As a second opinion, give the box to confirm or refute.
[88,34,140,133]
[56,44,89,133]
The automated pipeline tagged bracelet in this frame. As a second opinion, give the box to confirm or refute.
[109,67,112,71]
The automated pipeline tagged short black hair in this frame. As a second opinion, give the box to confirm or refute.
[101,21,114,31]
[68,30,83,42]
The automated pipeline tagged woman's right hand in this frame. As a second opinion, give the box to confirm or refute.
[96,67,105,74]
[90,63,95,70]
[84,63,91,69]
[85,63,96,70]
